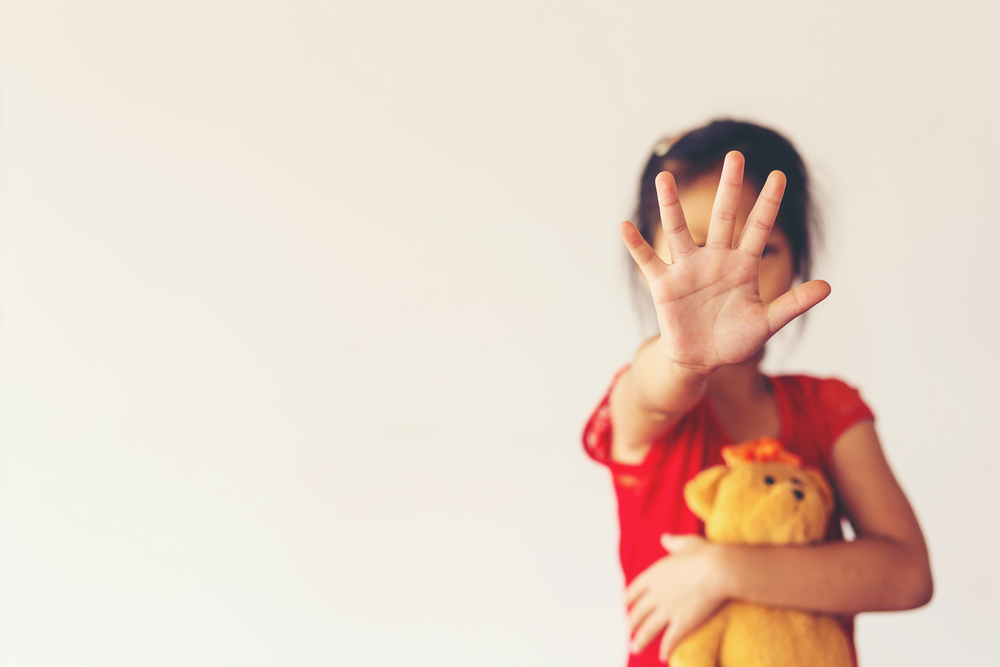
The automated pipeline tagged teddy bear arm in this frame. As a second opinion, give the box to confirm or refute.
[668,604,730,667]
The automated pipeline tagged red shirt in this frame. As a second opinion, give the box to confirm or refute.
[583,369,874,667]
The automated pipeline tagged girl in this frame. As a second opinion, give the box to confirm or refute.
[583,121,932,666]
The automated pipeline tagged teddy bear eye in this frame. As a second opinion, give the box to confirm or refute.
[791,478,802,485]
[764,476,775,485]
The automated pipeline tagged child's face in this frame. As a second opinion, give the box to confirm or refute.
[651,168,796,304]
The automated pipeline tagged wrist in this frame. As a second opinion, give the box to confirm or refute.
[627,336,713,420]
[663,356,716,387]
[711,544,741,600]
[668,361,716,385]
[650,338,719,382]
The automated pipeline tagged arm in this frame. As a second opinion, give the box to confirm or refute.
[718,420,932,612]
[610,153,829,464]
[608,337,709,465]
[628,420,933,660]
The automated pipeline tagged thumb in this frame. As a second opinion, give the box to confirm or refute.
[766,279,832,336]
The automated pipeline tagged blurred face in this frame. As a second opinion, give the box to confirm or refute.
[651,168,796,304]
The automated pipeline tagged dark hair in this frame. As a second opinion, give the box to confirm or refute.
[634,119,819,282]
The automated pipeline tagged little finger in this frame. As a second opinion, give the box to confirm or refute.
[620,221,667,282]
[659,616,691,662]
[631,610,670,655]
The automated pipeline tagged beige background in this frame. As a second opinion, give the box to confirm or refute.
[1,1,997,665]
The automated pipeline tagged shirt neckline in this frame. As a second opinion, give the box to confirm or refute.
[704,375,790,446]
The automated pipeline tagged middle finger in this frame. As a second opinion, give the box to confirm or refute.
[705,151,745,249]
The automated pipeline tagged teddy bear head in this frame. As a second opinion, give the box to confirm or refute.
[684,439,835,546]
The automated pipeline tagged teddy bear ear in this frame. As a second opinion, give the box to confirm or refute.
[801,468,835,517]
[683,465,730,520]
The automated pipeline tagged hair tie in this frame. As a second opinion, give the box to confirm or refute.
[652,133,682,157]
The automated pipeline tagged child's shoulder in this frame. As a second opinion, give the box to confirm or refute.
[771,373,875,441]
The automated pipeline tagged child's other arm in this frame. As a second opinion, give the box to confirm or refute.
[627,420,932,659]
[719,420,933,612]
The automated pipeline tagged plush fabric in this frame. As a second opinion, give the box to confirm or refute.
[669,438,852,667]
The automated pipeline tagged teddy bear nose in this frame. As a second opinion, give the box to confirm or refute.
[793,489,805,500]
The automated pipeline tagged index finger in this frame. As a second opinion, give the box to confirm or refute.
[624,573,649,607]
[736,170,786,257]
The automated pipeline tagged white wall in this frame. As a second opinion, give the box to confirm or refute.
[1,1,997,665]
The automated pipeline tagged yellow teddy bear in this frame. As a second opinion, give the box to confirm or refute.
[668,438,852,667]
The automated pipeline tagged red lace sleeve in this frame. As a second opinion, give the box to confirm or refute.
[583,364,651,472]
[820,378,875,444]
[582,366,627,466]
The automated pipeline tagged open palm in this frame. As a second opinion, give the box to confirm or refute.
[620,152,831,374]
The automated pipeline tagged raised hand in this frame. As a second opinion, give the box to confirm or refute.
[619,152,831,376]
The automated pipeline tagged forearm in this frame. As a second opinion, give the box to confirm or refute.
[718,536,933,615]
[610,336,710,456]
[629,335,710,415]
